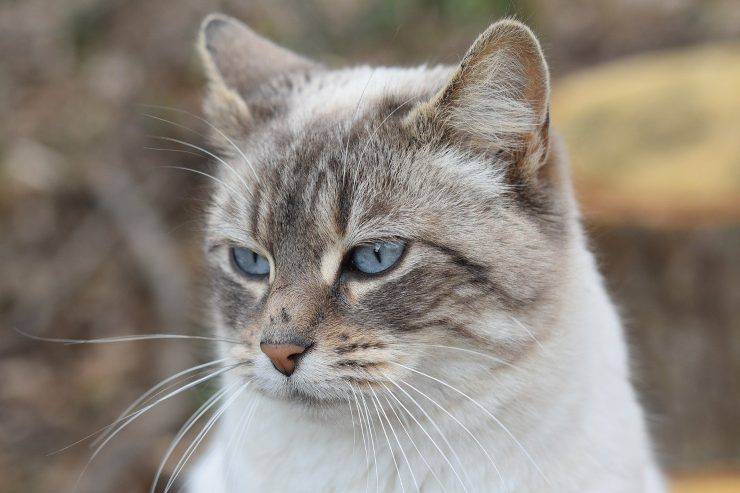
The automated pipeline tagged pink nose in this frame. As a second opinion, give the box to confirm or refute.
[260,342,310,376]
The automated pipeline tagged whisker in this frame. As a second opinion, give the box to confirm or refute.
[418,344,519,370]
[91,358,233,449]
[49,361,232,456]
[345,387,358,456]
[151,136,253,198]
[13,327,241,345]
[381,380,450,491]
[150,382,236,492]
[508,315,546,352]
[157,165,244,199]
[227,398,260,489]
[347,382,371,493]
[142,113,206,139]
[224,392,258,488]
[388,379,470,491]
[400,379,504,488]
[368,384,411,492]
[357,94,418,165]
[368,386,405,493]
[342,69,377,176]
[358,390,380,493]
[144,146,204,158]
[381,382,452,492]
[164,381,250,492]
[74,364,241,488]
[139,104,260,181]
[390,362,550,485]
[379,385,435,492]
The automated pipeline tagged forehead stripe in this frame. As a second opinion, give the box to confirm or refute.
[250,185,262,237]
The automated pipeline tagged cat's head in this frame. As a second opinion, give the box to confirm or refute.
[198,14,573,406]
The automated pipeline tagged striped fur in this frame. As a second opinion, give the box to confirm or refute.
[190,14,663,492]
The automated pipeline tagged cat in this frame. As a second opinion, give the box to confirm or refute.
[185,13,665,492]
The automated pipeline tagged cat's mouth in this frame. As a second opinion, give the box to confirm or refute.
[250,371,349,407]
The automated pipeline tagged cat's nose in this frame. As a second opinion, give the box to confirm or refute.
[260,342,311,376]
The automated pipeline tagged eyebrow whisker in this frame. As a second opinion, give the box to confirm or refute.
[139,104,261,182]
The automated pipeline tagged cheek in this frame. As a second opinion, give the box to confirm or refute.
[352,266,478,330]
[214,276,266,334]
[312,313,393,364]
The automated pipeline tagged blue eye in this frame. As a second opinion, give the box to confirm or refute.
[350,241,406,275]
[232,247,270,278]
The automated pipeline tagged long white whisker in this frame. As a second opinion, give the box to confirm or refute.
[390,362,550,485]
[400,379,504,488]
[92,358,232,449]
[164,381,250,492]
[144,146,204,158]
[150,382,236,492]
[222,391,252,484]
[388,379,470,491]
[342,69,377,175]
[139,104,260,181]
[418,344,518,370]
[379,384,434,492]
[368,386,405,493]
[152,136,252,197]
[382,382,451,492]
[369,384,412,492]
[230,398,260,489]
[345,387,357,456]
[158,165,244,199]
[75,364,239,488]
[226,394,259,489]
[358,390,380,493]
[48,361,234,456]
[142,113,206,140]
[347,382,371,493]
[14,328,241,345]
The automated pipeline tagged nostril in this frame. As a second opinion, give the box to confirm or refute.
[260,342,311,376]
[287,343,312,361]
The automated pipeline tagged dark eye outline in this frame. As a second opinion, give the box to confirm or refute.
[230,246,270,280]
[344,240,408,278]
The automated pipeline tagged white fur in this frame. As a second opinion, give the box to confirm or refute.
[189,223,664,492]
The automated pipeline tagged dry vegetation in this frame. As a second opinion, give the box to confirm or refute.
[554,43,740,227]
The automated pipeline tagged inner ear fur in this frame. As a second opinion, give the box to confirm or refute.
[410,19,552,186]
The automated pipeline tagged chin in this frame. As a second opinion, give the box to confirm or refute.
[251,372,347,412]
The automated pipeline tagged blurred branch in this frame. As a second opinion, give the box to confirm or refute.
[76,159,193,493]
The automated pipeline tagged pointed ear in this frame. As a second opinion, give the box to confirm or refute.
[197,14,316,141]
[198,13,315,97]
[413,20,551,183]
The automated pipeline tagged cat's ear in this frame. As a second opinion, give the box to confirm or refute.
[412,19,551,184]
[199,13,315,97]
[197,13,316,138]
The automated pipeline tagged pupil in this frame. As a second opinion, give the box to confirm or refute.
[373,244,383,263]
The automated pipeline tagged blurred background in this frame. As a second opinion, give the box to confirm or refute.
[1,1,738,492]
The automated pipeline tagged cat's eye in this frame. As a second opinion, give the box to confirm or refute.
[231,247,270,278]
[349,241,406,275]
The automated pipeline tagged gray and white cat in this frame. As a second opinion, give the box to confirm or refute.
[187,13,664,492]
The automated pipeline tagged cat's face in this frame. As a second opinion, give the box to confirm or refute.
[200,16,568,407]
